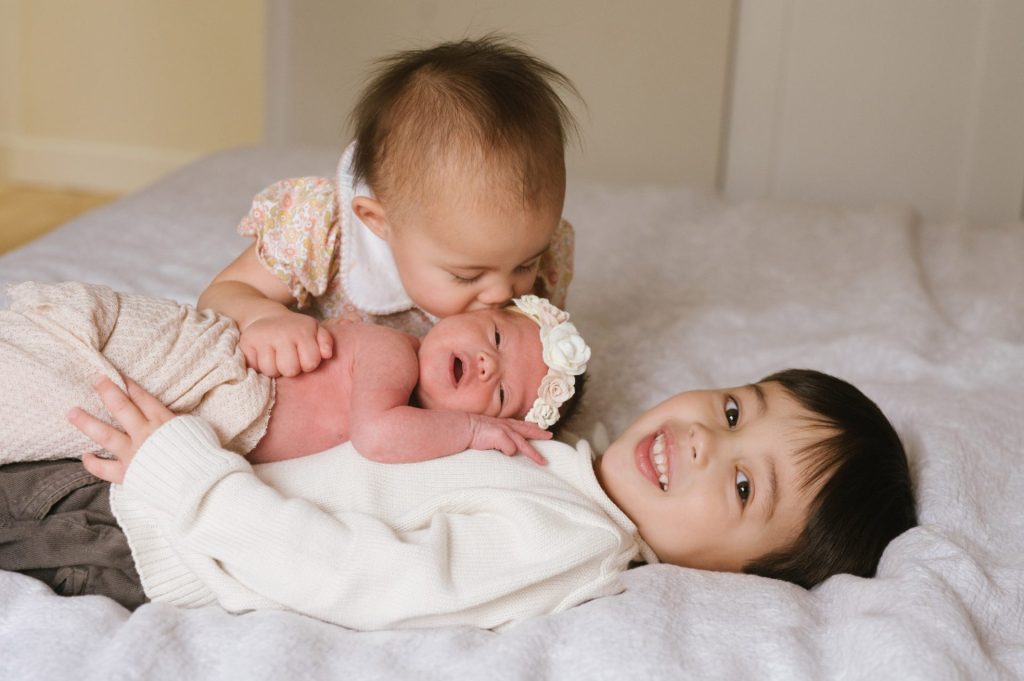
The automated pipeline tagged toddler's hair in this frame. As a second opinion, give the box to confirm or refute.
[349,34,580,215]
[743,369,917,588]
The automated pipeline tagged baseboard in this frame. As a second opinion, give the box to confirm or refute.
[0,133,204,193]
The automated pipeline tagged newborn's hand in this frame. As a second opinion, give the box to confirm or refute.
[467,415,552,465]
[66,376,175,484]
[240,310,333,377]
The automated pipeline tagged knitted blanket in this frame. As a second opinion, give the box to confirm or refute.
[0,281,273,462]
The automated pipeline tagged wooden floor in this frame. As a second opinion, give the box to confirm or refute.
[0,184,119,254]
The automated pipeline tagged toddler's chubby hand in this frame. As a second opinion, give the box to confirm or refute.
[467,415,552,465]
[67,375,175,484]
[240,310,334,377]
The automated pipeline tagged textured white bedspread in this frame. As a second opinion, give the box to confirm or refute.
[1,148,1021,680]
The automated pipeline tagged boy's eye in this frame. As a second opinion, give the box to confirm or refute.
[494,326,502,348]
[499,385,506,407]
[724,396,740,428]
[735,470,750,506]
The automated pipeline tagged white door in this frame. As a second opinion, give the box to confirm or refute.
[724,0,1024,224]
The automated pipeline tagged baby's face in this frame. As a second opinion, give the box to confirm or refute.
[596,381,822,572]
[379,181,560,318]
[414,308,548,420]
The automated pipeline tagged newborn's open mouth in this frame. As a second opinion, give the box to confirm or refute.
[452,355,464,387]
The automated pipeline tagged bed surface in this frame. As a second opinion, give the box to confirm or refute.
[1,147,1022,680]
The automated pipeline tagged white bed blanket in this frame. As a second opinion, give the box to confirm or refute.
[1,147,1021,680]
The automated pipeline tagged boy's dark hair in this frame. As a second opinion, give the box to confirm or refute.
[349,34,580,215]
[743,369,917,588]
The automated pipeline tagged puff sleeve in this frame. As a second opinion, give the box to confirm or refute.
[237,177,341,309]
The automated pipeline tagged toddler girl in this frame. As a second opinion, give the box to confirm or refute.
[200,36,580,378]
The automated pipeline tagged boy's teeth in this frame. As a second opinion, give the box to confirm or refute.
[652,433,668,491]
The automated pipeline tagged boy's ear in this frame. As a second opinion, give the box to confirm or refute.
[351,196,391,241]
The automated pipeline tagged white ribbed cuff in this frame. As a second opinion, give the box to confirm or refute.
[122,415,249,515]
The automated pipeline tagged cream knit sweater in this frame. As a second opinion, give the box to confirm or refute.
[0,281,273,463]
[111,416,657,631]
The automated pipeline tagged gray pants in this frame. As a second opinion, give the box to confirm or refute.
[0,459,147,609]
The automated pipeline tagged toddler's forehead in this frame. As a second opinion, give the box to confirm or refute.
[391,162,561,221]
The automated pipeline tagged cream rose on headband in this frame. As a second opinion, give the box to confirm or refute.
[510,295,591,429]
[542,322,589,376]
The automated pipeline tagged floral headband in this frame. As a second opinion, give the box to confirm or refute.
[510,295,592,429]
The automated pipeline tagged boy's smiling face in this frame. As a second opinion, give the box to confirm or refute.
[353,167,562,319]
[596,382,825,572]
[414,308,548,420]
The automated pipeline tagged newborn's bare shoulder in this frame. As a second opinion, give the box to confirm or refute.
[343,322,419,384]
[349,322,418,351]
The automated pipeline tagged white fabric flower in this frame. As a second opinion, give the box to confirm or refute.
[511,294,591,429]
[537,373,575,406]
[514,294,569,327]
[526,398,560,429]
[542,322,590,376]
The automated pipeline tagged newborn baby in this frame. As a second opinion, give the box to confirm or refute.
[0,282,589,466]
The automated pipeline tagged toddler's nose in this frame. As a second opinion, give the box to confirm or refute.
[477,280,516,306]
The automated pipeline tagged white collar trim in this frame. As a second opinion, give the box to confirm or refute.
[337,142,416,315]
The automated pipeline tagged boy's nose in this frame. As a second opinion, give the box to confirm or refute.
[686,423,712,467]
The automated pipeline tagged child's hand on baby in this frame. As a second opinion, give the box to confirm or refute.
[467,415,552,465]
[67,375,175,484]
[240,310,334,377]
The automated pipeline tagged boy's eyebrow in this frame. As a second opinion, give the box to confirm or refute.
[748,383,768,417]
[746,384,777,521]
[762,455,779,523]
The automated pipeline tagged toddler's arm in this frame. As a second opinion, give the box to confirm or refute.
[348,326,550,464]
[199,244,333,377]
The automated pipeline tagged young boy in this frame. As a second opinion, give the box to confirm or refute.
[200,36,580,377]
[16,368,915,629]
[0,281,589,467]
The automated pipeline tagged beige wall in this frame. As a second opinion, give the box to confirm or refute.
[2,1,733,192]
[725,0,1024,224]
[0,0,20,175]
[1,0,264,192]
[269,0,735,188]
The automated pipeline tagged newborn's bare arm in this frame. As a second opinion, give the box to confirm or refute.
[353,406,550,464]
